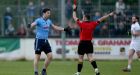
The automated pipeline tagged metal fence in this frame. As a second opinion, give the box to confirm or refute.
[0,0,139,38]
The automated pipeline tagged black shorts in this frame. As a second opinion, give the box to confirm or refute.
[34,39,52,54]
[78,40,93,55]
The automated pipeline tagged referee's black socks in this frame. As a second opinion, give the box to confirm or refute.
[91,61,100,73]
[77,62,83,72]
[91,61,97,69]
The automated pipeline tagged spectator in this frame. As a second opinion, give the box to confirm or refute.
[68,23,79,37]
[93,12,101,21]
[113,11,125,23]
[93,12,102,37]
[26,1,35,24]
[3,7,13,35]
[114,21,127,37]
[82,0,93,16]
[73,24,79,37]
[99,22,109,37]
[5,24,15,36]
[125,5,133,17]
[115,0,125,16]
[39,0,45,16]
[16,23,26,37]
[65,0,73,26]
[124,5,133,23]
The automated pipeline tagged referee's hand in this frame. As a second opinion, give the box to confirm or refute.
[73,4,77,11]
[109,12,115,16]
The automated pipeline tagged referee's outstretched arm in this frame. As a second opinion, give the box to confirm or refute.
[98,12,114,22]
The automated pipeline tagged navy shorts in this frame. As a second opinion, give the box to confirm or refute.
[34,39,52,54]
[78,40,93,55]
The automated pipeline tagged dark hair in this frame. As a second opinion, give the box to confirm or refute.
[135,16,139,21]
[42,8,51,13]
[84,14,90,21]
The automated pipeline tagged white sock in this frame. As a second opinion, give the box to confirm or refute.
[75,72,80,74]
[127,65,131,69]
[77,72,80,74]
[138,58,140,61]
[95,68,99,73]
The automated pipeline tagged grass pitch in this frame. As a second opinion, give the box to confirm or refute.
[0,60,139,75]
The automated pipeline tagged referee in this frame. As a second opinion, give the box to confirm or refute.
[31,8,71,75]
[73,4,114,75]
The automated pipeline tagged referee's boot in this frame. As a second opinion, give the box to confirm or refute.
[41,69,47,75]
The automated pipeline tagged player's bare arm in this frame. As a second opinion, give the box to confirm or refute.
[73,4,78,22]
[98,12,114,22]
[52,24,71,32]
[51,24,64,31]
[131,30,140,36]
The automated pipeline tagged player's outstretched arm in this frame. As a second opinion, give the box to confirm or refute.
[52,24,64,31]
[98,12,114,22]
[73,4,78,22]
[52,24,71,32]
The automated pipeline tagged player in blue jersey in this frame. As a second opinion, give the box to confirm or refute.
[30,8,71,75]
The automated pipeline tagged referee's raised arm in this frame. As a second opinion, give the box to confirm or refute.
[73,4,78,22]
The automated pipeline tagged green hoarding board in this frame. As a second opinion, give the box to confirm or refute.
[0,38,20,53]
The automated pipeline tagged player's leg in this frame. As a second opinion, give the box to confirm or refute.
[41,40,52,75]
[136,51,140,60]
[123,49,135,72]
[44,52,53,69]
[87,54,100,75]
[74,55,84,75]
[128,49,135,69]
[34,39,42,75]
[41,52,52,75]
[34,54,41,75]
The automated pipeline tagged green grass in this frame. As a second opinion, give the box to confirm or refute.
[0,60,139,75]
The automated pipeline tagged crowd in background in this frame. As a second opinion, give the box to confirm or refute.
[65,0,135,37]
[1,0,138,38]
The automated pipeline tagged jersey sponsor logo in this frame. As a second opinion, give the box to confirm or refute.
[43,25,49,29]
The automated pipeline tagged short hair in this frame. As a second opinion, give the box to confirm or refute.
[84,14,90,21]
[42,8,51,13]
[133,15,139,21]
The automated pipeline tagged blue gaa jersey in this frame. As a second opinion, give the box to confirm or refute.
[34,17,53,39]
